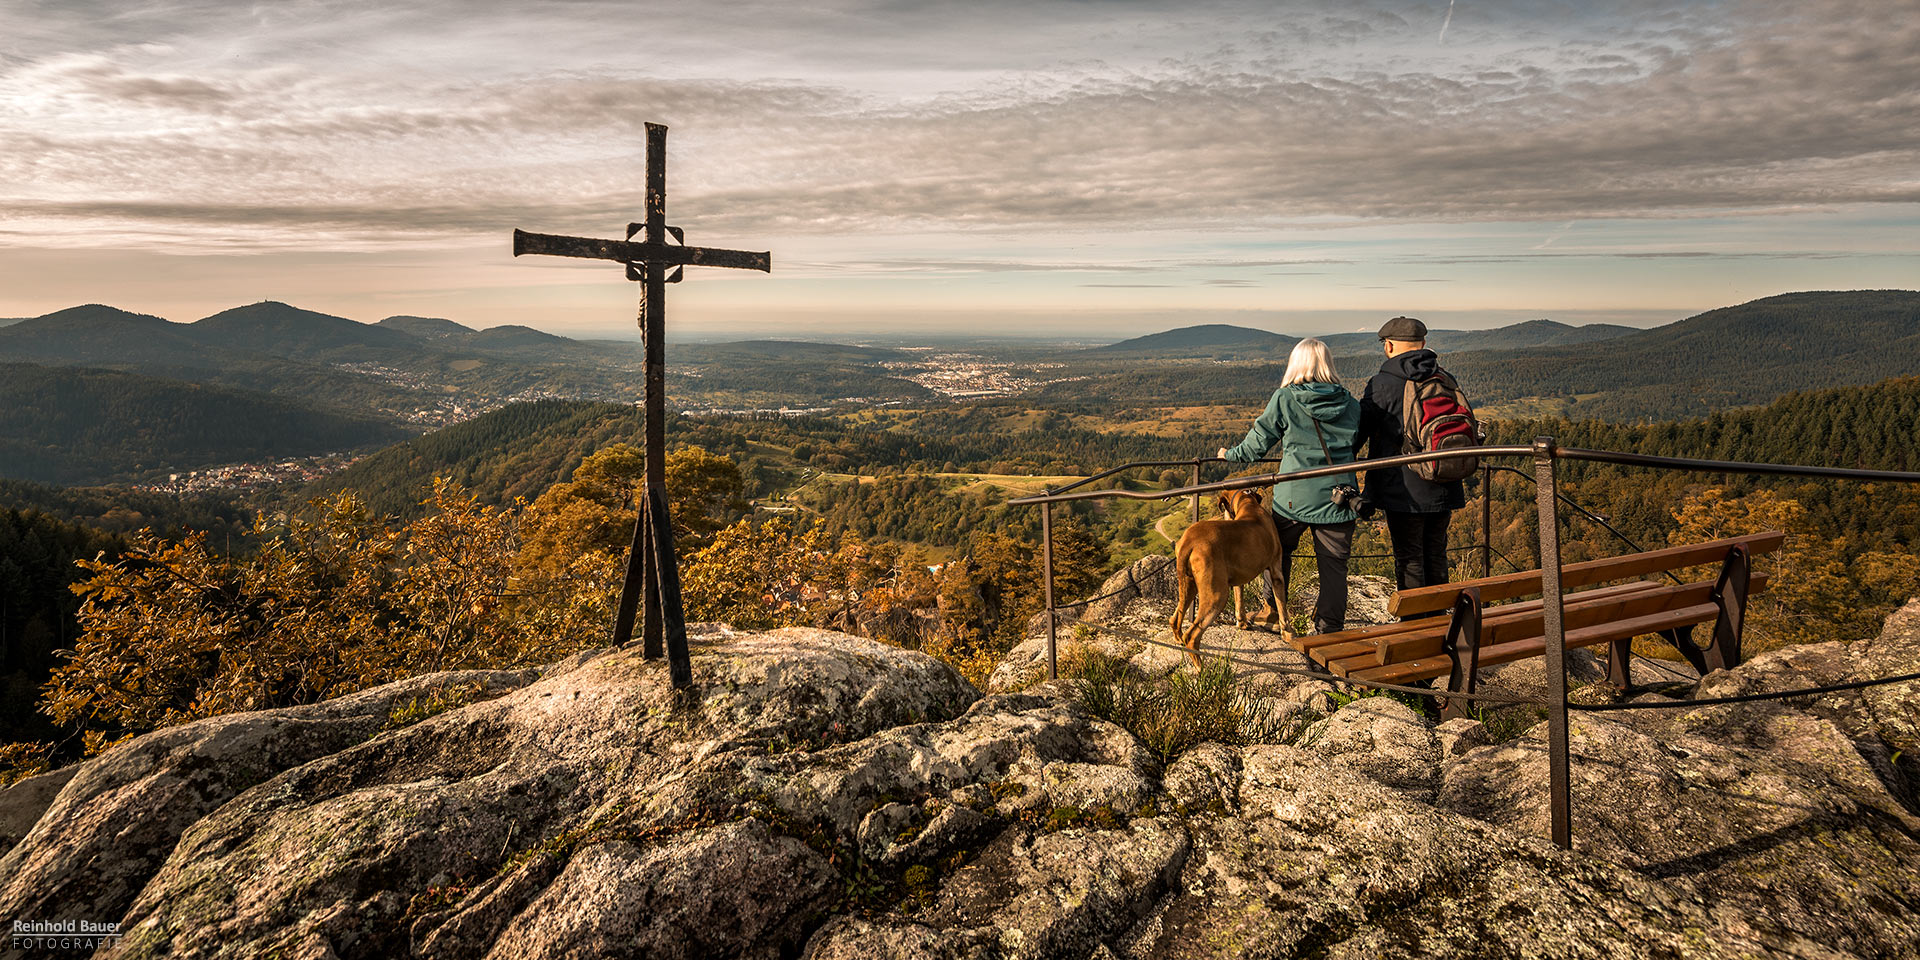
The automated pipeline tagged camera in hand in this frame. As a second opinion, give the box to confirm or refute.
[1330,483,1374,519]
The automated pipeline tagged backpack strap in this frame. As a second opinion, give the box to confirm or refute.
[1400,377,1421,454]
[1311,418,1335,466]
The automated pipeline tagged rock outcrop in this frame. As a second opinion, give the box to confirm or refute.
[1,600,1918,959]
[993,558,1395,695]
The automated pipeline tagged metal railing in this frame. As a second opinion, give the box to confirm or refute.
[1008,438,1920,850]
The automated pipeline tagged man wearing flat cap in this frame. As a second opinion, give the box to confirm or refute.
[1359,316,1469,599]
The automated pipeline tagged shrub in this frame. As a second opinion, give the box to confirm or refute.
[1061,649,1296,764]
[0,741,53,787]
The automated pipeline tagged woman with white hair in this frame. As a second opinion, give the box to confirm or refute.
[1215,337,1365,634]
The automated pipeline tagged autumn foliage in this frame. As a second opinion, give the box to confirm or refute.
[27,444,1102,758]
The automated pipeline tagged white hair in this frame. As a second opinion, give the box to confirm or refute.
[1280,338,1338,387]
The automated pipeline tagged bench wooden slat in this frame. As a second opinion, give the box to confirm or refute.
[1375,572,1769,666]
[1295,579,1667,661]
[1388,531,1785,618]
[1308,580,1665,670]
[1348,602,1724,686]
[1320,583,1666,675]
[1289,617,1445,655]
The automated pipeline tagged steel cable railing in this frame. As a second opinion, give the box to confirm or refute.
[1009,438,1920,850]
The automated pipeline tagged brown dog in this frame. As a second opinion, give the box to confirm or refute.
[1170,488,1288,668]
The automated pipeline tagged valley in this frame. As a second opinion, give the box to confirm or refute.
[3,288,1918,785]
[2,291,1913,488]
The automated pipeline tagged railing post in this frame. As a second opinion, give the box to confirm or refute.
[1532,437,1573,850]
[1190,460,1202,524]
[1480,463,1493,579]
[1041,496,1058,681]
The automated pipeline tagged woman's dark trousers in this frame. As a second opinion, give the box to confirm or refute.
[1272,516,1355,634]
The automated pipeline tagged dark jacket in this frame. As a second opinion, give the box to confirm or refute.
[1358,349,1467,514]
[1222,381,1362,525]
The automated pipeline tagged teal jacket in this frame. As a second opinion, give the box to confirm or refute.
[1223,381,1363,525]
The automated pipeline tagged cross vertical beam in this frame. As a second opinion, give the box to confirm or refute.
[513,121,770,688]
[640,122,671,668]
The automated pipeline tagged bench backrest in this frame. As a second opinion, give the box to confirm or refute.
[1388,531,1786,618]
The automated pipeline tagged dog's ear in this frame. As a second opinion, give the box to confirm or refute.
[1216,494,1232,518]
[1246,488,1264,507]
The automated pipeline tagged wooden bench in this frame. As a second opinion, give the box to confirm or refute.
[1288,532,1785,716]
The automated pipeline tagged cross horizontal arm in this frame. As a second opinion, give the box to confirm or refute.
[512,229,770,272]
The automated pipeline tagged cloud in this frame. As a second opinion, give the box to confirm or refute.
[3,0,1917,252]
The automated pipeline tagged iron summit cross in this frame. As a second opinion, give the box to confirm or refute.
[513,121,770,688]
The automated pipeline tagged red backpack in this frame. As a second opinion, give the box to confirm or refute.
[1400,369,1479,482]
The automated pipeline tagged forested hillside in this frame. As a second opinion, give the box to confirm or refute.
[1446,290,1920,420]
[300,401,641,516]
[304,400,1254,519]
[0,479,250,540]
[0,364,414,485]
[1483,376,1920,552]
[0,508,125,745]
[1048,291,1920,420]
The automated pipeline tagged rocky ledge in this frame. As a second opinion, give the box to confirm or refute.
[2,602,1919,959]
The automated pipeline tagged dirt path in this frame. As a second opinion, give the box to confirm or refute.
[1153,504,1194,543]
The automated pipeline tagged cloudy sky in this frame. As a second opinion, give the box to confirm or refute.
[2,0,1916,339]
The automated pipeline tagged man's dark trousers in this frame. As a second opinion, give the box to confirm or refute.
[1385,510,1451,597]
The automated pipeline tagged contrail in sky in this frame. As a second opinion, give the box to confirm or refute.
[1439,0,1456,43]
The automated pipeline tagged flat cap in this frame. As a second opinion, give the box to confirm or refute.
[1378,316,1428,341]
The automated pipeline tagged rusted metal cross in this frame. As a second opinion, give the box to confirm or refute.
[513,121,770,688]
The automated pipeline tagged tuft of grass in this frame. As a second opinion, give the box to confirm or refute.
[1326,684,1434,718]
[386,680,488,730]
[1042,804,1125,832]
[1061,649,1297,765]
[1472,704,1547,743]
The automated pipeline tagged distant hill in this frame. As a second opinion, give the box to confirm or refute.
[1438,290,1920,420]
[1087,324,1296,359]
[0,363,414,485]
[378,315,475,340]
[1445,320,1638,353]
[378,315,598,359]
[0,301,641,418]
[1319,319,1637,356]
[191,301,422,360]
[1087,319,1633,361]
[0,318,27,328]
[0,303,443,414]
[1048,292,1918,419]
[470,324,573,349]
[0,304,211,367]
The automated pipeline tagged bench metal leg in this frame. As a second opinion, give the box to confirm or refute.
[1657,543,1750,676]
[1607,633,1633,693]
[1440,588,1482,721]
[1707,543,1752,671]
